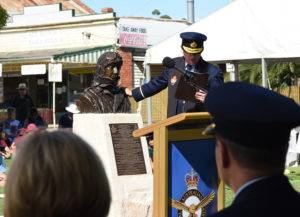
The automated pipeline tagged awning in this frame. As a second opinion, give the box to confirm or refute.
[54,45,115,63]
[0,45,116,63]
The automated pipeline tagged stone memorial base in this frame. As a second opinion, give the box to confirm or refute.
[73,114,153,217]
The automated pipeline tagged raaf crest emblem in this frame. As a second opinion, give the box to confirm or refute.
[169,168,215,217]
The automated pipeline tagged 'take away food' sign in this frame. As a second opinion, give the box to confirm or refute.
[119,25,147,47]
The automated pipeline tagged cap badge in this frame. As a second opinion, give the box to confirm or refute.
[190,41,198,48]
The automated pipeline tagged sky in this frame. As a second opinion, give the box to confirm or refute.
[80,0,229,21]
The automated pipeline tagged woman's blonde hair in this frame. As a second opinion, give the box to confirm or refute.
[4,129,111,217]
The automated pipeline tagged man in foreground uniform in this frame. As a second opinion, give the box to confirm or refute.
[205,82,300,217]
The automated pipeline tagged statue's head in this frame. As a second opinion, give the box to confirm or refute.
[95,52,123,82]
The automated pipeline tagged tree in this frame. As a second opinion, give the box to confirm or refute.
[152,9,160,16]
[238,63,300,88]
[0,4,8,29]
[160,14,172,19]
[152,9,171,19]
[268,63,300,88]
[238,64,262,84]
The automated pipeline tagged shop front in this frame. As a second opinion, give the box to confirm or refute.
[0,45,116,123]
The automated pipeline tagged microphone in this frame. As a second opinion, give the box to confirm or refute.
[162,57,207,93]
[162,57,183,74]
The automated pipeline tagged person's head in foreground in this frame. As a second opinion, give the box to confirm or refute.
[4,129,111,217]
[204,81,300,216]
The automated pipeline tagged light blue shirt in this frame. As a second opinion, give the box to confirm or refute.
[184,61,195,72]
[234,176,267,198]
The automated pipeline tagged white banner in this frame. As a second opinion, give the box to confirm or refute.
[21,64,46,75]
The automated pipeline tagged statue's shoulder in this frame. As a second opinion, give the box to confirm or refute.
[79,85,105,113]
[84,85,104,95]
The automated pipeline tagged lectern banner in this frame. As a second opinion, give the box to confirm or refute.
[168,139,218,217]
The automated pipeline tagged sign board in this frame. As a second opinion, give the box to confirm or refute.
[226,63,235,72]
[21,64,46,75]
[48,63,62,82]
[27,29,61,47]
[119,25,147,47]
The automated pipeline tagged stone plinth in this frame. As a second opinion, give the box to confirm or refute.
[73,113,153,217]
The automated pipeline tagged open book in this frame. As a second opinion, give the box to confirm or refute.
[175,73,209,103]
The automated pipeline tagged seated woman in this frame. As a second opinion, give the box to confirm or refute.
[23,107,48,128]
[4,130,111,217]
[59,103,80,129]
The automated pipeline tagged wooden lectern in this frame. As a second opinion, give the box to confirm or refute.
[133,112,225,217]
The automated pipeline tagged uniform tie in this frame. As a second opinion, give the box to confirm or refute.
[186,64,193,71]
[176,64,193,114]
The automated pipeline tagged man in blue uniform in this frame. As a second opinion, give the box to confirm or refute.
[205,82,300,217]
[125,32,224,118]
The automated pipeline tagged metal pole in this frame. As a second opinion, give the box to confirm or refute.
[50,58,57,128]
[233,62,239,81]
[261,58,268,88]
[187,0,195,24]
[146,63,152,125]
[228,62,239,81]
[53,81,56,128]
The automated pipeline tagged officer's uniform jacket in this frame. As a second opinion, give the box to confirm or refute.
[132,56,223,118]
[209,175,300,217]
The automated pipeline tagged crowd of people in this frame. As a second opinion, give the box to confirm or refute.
[0,83,80,187]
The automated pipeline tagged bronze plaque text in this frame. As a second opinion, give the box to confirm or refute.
[109,123,146,176]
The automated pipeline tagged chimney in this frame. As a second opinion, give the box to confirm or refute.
[187,0,195,24]
[101,8,114,13]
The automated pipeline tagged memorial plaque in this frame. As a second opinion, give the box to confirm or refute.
[110,123,147,176]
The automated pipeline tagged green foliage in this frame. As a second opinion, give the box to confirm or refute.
[225,185,234,207]
[152,9,160,16]
[160,14,172,19]
[286,166,300,181]
[224,71,231,82]
[0,4,8,29]
[238,64,262,84]
[268,63,300,88]
[238,62,300,88]
[152,9,171,19]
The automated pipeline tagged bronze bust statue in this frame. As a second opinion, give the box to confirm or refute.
[79,52,131,113]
